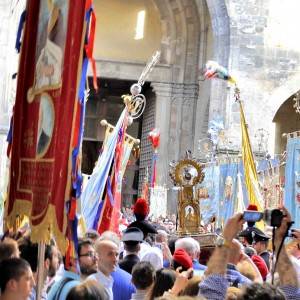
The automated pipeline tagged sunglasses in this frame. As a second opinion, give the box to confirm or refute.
[79,251,97,258]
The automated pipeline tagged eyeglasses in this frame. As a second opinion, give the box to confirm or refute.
[79,252,97,258]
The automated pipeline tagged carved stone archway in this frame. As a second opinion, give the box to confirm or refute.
[90,0,231,199]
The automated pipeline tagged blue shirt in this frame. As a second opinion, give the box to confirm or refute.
[198,274,300,300]
[47,270,80,300]
[226,263,252,287]
[199,274,228,300]
[193,260,207,271]
[112,267,136,300]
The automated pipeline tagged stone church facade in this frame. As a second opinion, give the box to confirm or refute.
[0,0,299,206]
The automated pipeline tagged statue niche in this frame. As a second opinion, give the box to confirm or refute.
[170,157,204,235]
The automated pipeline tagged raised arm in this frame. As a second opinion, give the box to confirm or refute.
[198,213,245,300]
[205,213,244,276]
[274,207,298,288]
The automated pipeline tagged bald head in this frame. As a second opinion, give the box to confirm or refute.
[95,240,119,276]
[96,240,117,252]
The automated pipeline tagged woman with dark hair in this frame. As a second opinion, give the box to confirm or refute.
[148,268,176,300]
[66,280,109,300]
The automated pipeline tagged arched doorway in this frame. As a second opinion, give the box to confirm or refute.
[83,78,154,207]
[86,0,219,207]
[273,94,300,156]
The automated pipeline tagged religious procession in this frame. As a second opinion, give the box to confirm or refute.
[0,0,299,299]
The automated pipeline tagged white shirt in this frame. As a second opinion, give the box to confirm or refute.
[87,270,114,300]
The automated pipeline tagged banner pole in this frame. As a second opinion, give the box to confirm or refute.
[36,242,45,300]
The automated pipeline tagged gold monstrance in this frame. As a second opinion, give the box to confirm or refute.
[169,153,205,235]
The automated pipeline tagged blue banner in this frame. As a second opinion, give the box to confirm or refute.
[199,165,220,225]
[284,136,300,228]
[81,109,126,229]
[218,162,239,227]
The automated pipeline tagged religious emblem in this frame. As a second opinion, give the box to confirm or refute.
[170,153,204,235]
[123,51,160,119]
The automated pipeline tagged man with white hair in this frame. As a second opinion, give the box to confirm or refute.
[175,237,207,271]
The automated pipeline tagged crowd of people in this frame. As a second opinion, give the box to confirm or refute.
[0,202,299,300]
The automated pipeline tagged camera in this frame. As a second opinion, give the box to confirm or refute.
[243,209,284,227]
[263,209,284,227]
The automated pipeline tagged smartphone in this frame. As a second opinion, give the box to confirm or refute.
[243,210,263,222]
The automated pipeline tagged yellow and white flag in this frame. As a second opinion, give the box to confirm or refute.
[240,102,264,211]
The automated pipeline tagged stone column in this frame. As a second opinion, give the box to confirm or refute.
[179,83,199,156]
[151,82,173,187]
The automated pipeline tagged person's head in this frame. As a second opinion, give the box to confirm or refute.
[173,248,193,271]
[44,242,60,278]
[149,268,176,300]
[66,280,109,300]
[192,239,200,260]
[237,282,286,300]
[240,227,270,248]
[99,231,121,248]
[244,246,256,258]
[124,241,140,254]
[85,229,100,242]
[131,261,155,291]
[122,227,143,254]
[168,237,179,255]
[253,240,268,254]
[95,240,119,276]
[78,239,98,278]
[251,229,270,254]
[175,237,198,260]
[0,258,34,300]
[141,247,163,270]
[228,239,243,266]
[19,238,39,273]
[179,275,202,296]
[19,238,59,278]
[0,238,20,262]
[155,230,168,244]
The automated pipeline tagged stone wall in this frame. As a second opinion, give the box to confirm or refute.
[214,0,300,155]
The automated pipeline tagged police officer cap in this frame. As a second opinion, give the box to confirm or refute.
[122,227,144,242]
[239,227,270,244]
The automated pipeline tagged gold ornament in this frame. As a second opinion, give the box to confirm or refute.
[170,157,205,235]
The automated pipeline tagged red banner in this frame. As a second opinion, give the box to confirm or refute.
[6,0,87,250]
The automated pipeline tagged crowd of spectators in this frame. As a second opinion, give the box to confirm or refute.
[0,205,299,300]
